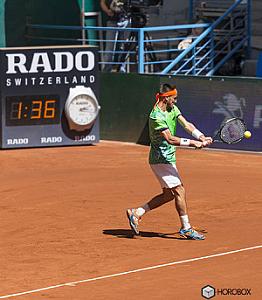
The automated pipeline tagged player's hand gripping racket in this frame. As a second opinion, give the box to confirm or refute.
[213,118,247,144]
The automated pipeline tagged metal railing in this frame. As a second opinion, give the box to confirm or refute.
[26,0,250,76]
[161,0,250,75]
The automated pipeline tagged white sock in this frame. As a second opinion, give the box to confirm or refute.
[136,204,150,217]
[180,215,191,230]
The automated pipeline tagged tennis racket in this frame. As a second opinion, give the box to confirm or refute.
[212,118,247,144]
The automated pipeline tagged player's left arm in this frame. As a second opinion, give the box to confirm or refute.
[177,115,213,144]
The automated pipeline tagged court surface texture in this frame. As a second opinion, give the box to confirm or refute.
[1,141,261,299]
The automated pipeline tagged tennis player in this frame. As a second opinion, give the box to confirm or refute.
[126,83,212,240]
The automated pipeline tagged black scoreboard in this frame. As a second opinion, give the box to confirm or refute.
[0,45,100,149]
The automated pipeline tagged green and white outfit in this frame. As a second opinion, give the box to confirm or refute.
[149,104,182,188]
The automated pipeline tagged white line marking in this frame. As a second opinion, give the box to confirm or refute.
[0,245,261,299]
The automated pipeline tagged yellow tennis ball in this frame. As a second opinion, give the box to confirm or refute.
[244,131,251,139]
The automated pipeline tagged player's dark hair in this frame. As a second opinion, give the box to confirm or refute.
[160,83,176,94]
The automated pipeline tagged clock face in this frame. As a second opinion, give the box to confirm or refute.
[68,94,98,125]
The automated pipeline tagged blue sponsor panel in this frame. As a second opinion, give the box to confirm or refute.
[161,76,262,151]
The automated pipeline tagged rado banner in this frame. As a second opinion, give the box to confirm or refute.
[0,45,100,149]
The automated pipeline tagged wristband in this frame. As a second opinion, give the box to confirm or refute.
[180,138,191,146]
[192,129,204,140]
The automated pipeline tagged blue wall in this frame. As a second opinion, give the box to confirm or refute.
[100,73,262,152]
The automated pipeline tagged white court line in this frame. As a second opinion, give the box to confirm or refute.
[0,245,261,299]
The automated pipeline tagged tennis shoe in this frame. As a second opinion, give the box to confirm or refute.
[179,227,205,240]
[126,208,140,235]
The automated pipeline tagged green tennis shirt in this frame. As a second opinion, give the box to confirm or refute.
[149,104,181,164]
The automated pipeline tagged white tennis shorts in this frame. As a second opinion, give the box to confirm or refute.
[150,163,182,189]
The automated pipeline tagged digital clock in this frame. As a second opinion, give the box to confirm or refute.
[5,95,60,126]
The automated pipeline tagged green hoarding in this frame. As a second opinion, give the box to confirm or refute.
[0,0,6,47]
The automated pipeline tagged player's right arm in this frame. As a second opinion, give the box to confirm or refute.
[177,115,212,145]
[160,129,206,148]
[151,112,207,148]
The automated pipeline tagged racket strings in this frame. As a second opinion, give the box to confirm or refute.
[220,119,246,144]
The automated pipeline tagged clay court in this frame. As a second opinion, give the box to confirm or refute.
[1,141,262,299]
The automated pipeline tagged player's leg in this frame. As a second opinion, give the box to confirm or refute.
[126,188,175,235]
[126,163,180,235]
[146,188,175,210]
[171,184,190,228]
[126,163,205,239]
[172,185,187,215]
[171,184,205,240]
